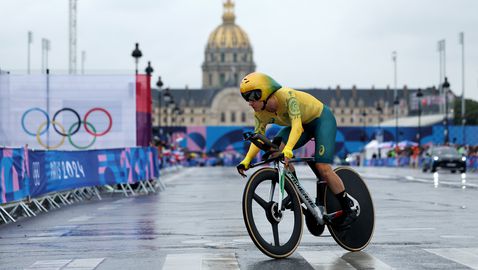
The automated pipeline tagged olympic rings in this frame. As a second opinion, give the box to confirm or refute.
[22,108,49,136]
[21,107,113,149]
[53,108,81,136]
[84,108,112,136]
[36,121,66,150]
[68,121,96,149]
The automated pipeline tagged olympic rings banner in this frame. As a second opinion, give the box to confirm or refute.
[0,146,159,204]
[0,74,137,150]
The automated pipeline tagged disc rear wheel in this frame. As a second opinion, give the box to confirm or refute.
[325,167,375,251]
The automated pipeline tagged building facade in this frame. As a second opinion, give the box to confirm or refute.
[152,1,442,130]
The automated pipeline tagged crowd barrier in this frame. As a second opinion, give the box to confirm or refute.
[363,155,478,171]
[0,146,162,224]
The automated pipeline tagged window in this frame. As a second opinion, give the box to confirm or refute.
[221,112,225,122]
[350,109,354,114]
[231,112,236,122]
[241,112,246,122]
[220,73,225,85]
[233,53,237,62]
[350,118,354,123]
[221,53,225,62]
[341,109,344,114]
[208,74,212,85]
[341,118,344,123]
[368,118,372,123]
[190,117,194,123]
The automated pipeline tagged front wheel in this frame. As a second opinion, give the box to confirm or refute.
[325,167,375,251]
[242,168,303,259]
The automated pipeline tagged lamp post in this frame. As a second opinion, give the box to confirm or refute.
[81,50,86,74]
[163,87,172,128]
[416,88,423,148]
[156,76,164,138]
[376,103,383,160]
[459,32,466,145]
[131,43,142,75]
[145,61,154,142]
[27,31,33,74]
[443,77,450,144]
[392,51,399,149]
[41,38,50,73]
[362,110,367,146]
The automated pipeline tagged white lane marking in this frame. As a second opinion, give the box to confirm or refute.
[425,248,478,269]
[441,235,476,239]
[202,253,240,270]
[64,258,105,269]
[97,206,118,211]
[387,227,435,231]
[162,253,240,270]
[181,239,212,244]
[68,215,92,222]
[113,198,134,204]
[25,259,72,270]
[300,251,355,269]
[301,250,393,270]
[162,254,202,270]
[341,251,393,270]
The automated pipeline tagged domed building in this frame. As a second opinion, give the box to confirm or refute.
[202,0,255,88]
[152,1,425,134]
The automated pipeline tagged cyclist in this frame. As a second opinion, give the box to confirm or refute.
[236,72,356,227]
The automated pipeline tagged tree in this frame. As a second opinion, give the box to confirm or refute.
[453,98,478,125]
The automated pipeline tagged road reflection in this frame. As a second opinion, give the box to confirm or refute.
[248,251,391,270]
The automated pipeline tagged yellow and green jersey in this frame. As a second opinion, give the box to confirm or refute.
[243,87,324,164]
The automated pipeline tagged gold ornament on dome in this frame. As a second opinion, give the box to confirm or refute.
[207,0,251,49]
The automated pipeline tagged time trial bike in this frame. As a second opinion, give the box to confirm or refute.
[240,132,375,259]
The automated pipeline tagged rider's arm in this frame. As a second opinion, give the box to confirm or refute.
[283,90,304,158]
[241,115,267,167]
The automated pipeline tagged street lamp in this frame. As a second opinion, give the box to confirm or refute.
[361,110,367,146]
[163,88,172,127]
[392,51,399,149]
[376,103,383,160]
[41,38,50,73]
[416,88,423,148]
[156,76,164,137]
[443,77,450,144]
[131,43,142,75]
[27,31,33,74]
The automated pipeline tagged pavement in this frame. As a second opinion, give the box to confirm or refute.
[0,166,478,269]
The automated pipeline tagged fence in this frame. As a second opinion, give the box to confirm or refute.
[0,146,161,223]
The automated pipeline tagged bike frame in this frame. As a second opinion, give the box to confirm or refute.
[249,156,344,226]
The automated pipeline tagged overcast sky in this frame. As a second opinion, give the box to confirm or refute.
[1,0,477,100]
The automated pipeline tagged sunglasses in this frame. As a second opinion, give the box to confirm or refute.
[241,89,262,102]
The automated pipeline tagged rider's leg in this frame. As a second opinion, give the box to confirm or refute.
[315,162,357,227]
[312,106,357,227]
[275,127,311,180]
[314,163,343,194]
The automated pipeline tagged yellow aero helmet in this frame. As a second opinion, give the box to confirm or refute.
[240,72,282,102]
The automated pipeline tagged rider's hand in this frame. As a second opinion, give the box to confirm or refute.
[284,156,290,169]
[236,161,249,178]
[282,147,293,170]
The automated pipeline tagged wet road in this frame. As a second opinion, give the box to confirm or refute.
[1,166,478,269]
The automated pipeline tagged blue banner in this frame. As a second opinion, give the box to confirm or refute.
[28,147,159,198]
[0,147,29,204]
